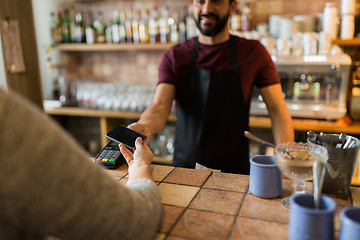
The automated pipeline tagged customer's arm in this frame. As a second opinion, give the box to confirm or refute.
[260,83,295,144]
[0,89,161,240]
[128,83,175,143]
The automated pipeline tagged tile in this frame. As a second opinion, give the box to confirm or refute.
[189,188,245,215]
[335,205,349,232]
[351,187,360,206]
[157,205,185,234]
[163,167,212,186]
[105,164,128,180]
[152,164,175,182]
[170,209,235,240]
[229,217,288,240]
[158,183,200,207]
[239,193,289,224]
[203,172,249,192]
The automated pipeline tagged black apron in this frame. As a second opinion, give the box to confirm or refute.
[174,36,250,174]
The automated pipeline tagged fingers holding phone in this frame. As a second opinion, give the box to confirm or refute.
[120,137,154,184]
[133,137,154,166]
[119,138,153,165]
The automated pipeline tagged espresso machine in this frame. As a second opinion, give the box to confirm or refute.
[250,54,352,120]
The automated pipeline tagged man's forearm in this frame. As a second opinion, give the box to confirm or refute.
[271,112,294,145]
[137,104,170,136]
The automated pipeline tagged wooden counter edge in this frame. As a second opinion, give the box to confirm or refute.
[44,107,360,134]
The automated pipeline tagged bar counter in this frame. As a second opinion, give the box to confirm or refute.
[106,164,360,240]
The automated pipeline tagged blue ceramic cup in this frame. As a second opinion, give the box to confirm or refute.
[289,194,336,240]
[339,206,360,240]
[249,155,282,198]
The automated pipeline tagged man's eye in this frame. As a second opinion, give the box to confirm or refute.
[196,0,205,4]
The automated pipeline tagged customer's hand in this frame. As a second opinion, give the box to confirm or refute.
[127,122,151,145]
[120,137,154,184]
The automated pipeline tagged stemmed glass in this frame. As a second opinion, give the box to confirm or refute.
[274,142,328,211]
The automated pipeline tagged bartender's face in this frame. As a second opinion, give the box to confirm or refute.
[193,0,235,36]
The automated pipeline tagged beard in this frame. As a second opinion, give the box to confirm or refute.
[195,12,230,37]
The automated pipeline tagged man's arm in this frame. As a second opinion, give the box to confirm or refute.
[259,83,294,145]
[128,83,176,141]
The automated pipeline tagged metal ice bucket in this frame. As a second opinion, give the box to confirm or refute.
[307,131,360,199]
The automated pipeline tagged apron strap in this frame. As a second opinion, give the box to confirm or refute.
[190,37,200,68]
[229,35,239,71]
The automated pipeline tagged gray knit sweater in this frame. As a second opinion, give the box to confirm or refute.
[0,88,161,240]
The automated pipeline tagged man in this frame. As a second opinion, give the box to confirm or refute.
[129,0,294,174]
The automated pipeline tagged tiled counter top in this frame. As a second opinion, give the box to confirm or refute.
[107,164,360,240]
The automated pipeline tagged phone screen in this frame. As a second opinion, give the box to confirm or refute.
[105,125,147,149]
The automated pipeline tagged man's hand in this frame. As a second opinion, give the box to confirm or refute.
[127,122,151,145]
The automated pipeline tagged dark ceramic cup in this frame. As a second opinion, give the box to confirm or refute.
[339,206,360,240]
[289,193,336,240]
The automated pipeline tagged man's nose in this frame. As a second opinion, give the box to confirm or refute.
[201,0,214,14]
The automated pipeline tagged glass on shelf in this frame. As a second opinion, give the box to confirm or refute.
[73,80,155,112]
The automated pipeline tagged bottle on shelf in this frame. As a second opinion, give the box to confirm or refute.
[52,76,60,100]
[94,11,106,43]
[132,9,140,44]
[75,11,85,43]
[231,1,241,32]
[105,21,113,43]
[125,7,133,43]
[85,12,96,44]
[119,10,127,43]
[69,8,77,43]
[350,61,360,120]
[62,9,72,43]
[149,5,160,43]
[186,5,198,39]
[139,9,150,43]
[111,10,120,43]
[170,13,180,43]
[240,2,252,31]
[50,11,63,44]
[179,6,187,42]
[159,5,170,43]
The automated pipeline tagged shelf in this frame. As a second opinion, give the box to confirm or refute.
[45,106,177,122]
[44,107,360,134]
[333,38,360,46]
[250,116,360,134]
[51,43,176,52]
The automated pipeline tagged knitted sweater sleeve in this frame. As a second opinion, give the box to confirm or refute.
[0,89,161,240]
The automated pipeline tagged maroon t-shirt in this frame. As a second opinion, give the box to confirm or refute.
[158,36,280,108]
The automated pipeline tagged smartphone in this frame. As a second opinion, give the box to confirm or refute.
[105,124,147,150]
